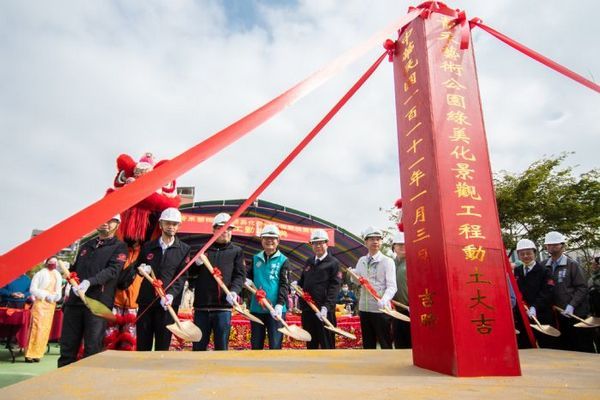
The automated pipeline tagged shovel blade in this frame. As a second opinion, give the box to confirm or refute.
[235,305,264,325]
[85,297,117,322]
[324,324,356,340]
[574,316,600,328]
[279,325,312,342]
[167,321,202,342]
[530,323,561,337]
[381,308,410,322]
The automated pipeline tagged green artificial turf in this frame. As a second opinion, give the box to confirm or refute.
[0,343,60,389]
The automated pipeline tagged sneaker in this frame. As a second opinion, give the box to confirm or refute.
[25,358,33,363]
[33,358,41,363]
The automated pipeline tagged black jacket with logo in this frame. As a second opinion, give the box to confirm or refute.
[66,236,128,308]
[298,253,342,312]
[126,237,190,308]
[189,241,245,309]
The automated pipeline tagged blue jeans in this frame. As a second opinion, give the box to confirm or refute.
[192,310,231,351]
[250,312,285,350]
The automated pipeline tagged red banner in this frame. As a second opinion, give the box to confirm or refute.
[180,214,335,245]
[392,9,520,376]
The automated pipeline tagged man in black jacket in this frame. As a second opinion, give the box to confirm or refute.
[189,212,245,351]
[513,238,554,348]
[126,207,190,351]
[297,229,342,349]
[543,231,594,352]
[58,215,127,367]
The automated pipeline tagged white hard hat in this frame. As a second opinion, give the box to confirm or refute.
[362,226,383,240]
[260,224,280,238]
[393,232,405,244]
[212,212,236,228]
[110,214,121,223]
[544,231,566,245]
[310,229,329,243]
[159,208,182,223]
[516,239,536,251]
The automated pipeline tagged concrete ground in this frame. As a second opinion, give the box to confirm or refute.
[0,348,598,399]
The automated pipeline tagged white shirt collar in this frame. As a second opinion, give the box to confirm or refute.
[316,251,328,263]
[159,236,175,251]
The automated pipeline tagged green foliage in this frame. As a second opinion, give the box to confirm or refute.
[494,153,600,263]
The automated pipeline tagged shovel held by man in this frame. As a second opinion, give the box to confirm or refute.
[137,265,202,342]
[199,254,264,325]
[292,283,356,340]
[245,281,311,342]
[342,265,410,322]
[57,260,116,322]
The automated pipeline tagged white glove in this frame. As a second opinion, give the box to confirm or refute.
[45,295,55,302]
[245,278,254,287]
[52,293,61,302]
[377,296,391,309]
[73,279,90,297]
[139,263,152,275]
[315,306,327,321]
[291,281,298,288]
[226,291,239,306]
[271,304,283,319]
[194,258,204,266]
[527,306,537,319]
[160,294,173,310]
[562,304,575,317]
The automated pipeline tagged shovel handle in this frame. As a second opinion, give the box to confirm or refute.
[244,283,290,328]
[58,261,89,306]
[524,305,545,328]
[138,267,183,327]
[391,299,410,311]
[553,306,589,324]
[291,283,336,330]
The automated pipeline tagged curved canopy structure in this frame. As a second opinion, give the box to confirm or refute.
[179,199,366,280]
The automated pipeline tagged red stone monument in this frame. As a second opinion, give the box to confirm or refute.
[391,5,521,376]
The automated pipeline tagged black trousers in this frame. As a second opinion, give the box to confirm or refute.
[551,314,596,353]
[58,305,107,367]
[301,309,336,349]
[136,304,177,351]
[392,310,411,349]
[359,311,392,349]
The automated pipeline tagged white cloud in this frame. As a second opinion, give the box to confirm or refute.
[1,0,598,255]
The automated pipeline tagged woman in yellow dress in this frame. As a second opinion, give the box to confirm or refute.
[25,257,63,362]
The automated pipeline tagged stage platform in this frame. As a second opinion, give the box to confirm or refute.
[1,349,598,399]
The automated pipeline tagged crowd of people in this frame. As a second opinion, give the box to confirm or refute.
[2,212,599,366]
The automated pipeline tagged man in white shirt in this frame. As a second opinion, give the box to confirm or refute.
[353,227,397,349]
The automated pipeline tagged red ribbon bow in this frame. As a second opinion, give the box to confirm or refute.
[212,267,223,280]
[358,276,381,300]
[255,289,267,309]
[68,272,80,285]
[383,39,396,62]
[302,292,315,306]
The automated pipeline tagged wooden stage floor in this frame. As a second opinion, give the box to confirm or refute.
[1,349,598,399]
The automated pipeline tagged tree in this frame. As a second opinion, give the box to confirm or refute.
[494,153,600,264]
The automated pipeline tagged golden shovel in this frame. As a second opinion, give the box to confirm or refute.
[343,266,410,322]
[554,306,600,328]
[58,261,116,322]
[199,254,264,325]
[244,282,312,342]
[292,284,356,340]
[138,266,202,342]
[524,306,560,337]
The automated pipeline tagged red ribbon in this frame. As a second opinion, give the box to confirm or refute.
[212,267,223,280]
[470,19,600,94]
[358,276,381,300]
[68,272,80,285]
[255,289,267,309]
[301,292,315,306]
[164,43,396,295]
[151,279,165,297]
